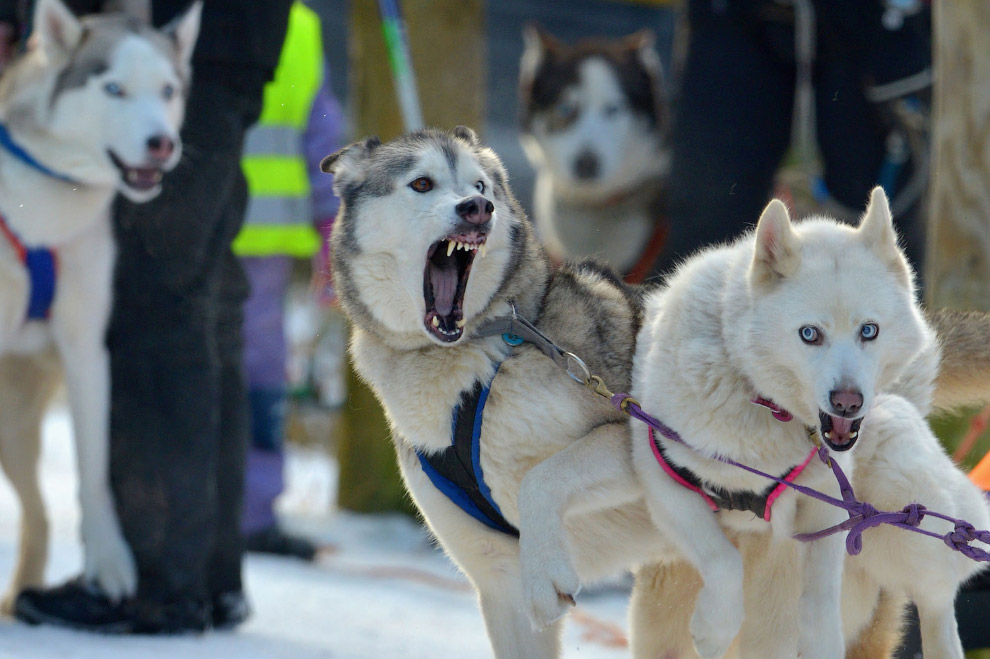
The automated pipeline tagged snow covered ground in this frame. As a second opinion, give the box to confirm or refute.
[0,407,632,658]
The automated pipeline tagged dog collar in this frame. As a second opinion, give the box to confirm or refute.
[624,220,670,284]
[0,211,57,320]
[0,123,79,184]
[416,364,519,537]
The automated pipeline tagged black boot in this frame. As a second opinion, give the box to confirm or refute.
[244,525,317,561]
[14,577,210,635]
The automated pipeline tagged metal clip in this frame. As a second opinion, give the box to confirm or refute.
[586,374,614,400]
[564,351,591,386]
[806,426,832,467]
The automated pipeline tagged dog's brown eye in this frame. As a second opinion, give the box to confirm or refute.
[409,177,433,193]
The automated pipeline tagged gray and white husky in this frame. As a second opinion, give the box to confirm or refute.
[325,128,990,658]
[0,0,200,611]
[519,25,669,281]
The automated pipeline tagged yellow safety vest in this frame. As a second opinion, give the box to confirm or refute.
[233,1,324,258]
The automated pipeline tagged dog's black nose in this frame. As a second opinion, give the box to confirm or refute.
[455,195,494,225]
[829,389,863,417]
[573,150,600,180]
[147,135,175,161]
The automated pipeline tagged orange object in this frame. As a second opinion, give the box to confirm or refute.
[970,448,990,491]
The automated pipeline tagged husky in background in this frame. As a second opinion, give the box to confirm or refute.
[0,0,200,611]
[626,189,989,658]
[519,25,669,282]
[324,127,990,658]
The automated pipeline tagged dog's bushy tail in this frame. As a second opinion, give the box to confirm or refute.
[930,308,990,412]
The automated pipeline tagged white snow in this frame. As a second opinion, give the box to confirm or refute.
[0,406,632,658]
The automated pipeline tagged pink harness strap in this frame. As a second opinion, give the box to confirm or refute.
[762,446,818,521]
[649,427,718,512]
[648,427,818,521]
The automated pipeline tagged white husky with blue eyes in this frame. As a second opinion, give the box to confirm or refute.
[627,188,990,659]
[0,0,199,612]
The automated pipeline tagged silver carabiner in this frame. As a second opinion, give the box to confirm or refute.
[564,351,591,385]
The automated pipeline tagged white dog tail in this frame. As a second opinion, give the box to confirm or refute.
[929,308,990,413]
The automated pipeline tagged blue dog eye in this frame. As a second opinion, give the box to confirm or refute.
[799,325,820,344]
[104,82,125,97]
[162,84,175,100]
[861,323,879,341]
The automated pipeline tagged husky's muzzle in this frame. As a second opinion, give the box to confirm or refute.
[818,389,865,451]
[423,195,493,342]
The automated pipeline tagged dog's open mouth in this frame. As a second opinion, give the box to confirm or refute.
[423,232,488,342]
[108,150,164,192]
[818,411,864,452]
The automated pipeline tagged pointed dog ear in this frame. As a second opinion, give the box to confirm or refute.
[32,0,84,57]
[858,186,912,287]
[452,126,479,147]
[520,22,560,89]
[750,199,801,286]
[320,136,380,175]
[162,0,202,66]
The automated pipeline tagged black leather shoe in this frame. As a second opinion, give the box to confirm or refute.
[244,525,317,561]
[14,577,209,635]
[14,578,134,634]
[211,590,251,630]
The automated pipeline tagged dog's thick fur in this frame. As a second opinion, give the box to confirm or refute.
[628,190,990,659]
[518,25,668,277]
[0,0,200,611]
[326,129,990,658]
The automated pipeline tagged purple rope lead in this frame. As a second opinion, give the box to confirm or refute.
[611,392,990,562]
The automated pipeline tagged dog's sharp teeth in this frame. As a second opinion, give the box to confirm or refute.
[456,319,465,328]
[823,431,832,439]
[431,316,440,327]
[849,431,858,439]
[127,170,138,182]
[446,240,455,257]
[480,242,487,258]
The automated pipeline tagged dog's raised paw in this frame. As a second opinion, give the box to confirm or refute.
[690,582,743,659]
[521,549,581,630]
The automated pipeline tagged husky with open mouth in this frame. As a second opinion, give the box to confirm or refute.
[325,128,990,658]
[627,189,990,658]
[0,0,199,612]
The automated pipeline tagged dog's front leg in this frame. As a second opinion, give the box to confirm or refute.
[51,225,136,600]
[54,331,137,600]
[517,421,642,631]
[637,464,744,659]
[794,495,848,658]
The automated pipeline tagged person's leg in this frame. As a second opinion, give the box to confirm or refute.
[813,0,928,278]
[211,230,252,626]
[107,79,252,629]
[238,254,318,560]
[239,256,290,537]
[659,0,795,273]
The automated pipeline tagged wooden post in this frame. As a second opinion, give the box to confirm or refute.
[925,1,990,311]
[337,0,485,513]
[926,2,990,475]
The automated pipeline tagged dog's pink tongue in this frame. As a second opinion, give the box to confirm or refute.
[430,261,457,316]
[830,416,855,445]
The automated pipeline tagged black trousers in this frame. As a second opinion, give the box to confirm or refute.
[106,74,264,606]
[658,0,927,278]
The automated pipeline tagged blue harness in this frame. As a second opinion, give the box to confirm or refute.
[0,123,78,321]
[416,363,519,536]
